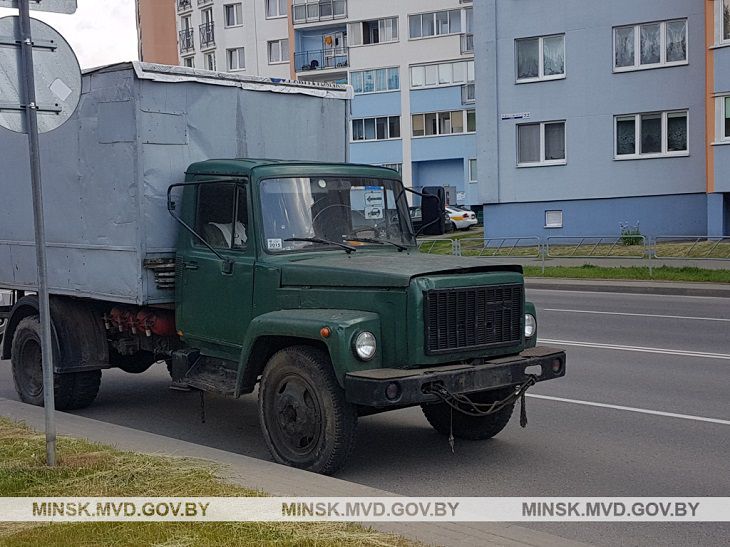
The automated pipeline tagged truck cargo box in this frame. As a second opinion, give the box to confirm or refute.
[0,62,350,305]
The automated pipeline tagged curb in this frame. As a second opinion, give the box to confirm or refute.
[525,278,730,298]
[0,397,588,547]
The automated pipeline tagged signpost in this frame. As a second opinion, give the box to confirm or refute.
[0,0,78,466]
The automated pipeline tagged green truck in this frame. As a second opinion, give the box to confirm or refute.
[0,64,565,475]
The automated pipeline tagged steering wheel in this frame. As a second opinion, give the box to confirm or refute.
[311,203,367,225]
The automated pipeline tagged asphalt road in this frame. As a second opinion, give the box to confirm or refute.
[1,289,729,546]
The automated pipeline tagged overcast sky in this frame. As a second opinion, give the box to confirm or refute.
[0,0,138,68]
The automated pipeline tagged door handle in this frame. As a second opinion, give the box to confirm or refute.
[183,261,199,270]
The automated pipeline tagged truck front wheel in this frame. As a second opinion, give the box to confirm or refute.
[258,346,357,475]
[421,387,514,440]
[11,316,101,410]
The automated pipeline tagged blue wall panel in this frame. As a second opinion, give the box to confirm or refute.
[411,134,476,162]
[483,194,708,239]
[351,92,402,118]
[349,139,403,165]
[410,87,465,113]
[412,159,464,190]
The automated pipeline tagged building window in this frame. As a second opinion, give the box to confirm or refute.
[348,17,398,46]
[411,60,474,89]
[351,67,399,94]
[352,116,401,142]
[411,110,476,137]
[205,52,216,71]
[268,39,289,63]
[409,9,463,39]
[182,56,194,68]
[545,210,563,228]
[266,0,287,18]
[614,20,687,71]
[468,159,477,182]
[224,3,242,27]
[722,97,730,141]
[517,121,566,166]
[227,47,245,70]
[615,111,688,159]
[724,0,730,42]
[516,34,565,82]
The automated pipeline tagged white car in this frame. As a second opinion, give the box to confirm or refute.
[446,206,478,231]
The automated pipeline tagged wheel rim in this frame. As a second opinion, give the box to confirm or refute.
[17,338,44,398]
[267,373,323,462]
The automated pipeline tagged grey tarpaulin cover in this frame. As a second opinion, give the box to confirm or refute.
[0,62,349,304]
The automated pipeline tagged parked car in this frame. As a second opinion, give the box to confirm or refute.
[410,207,453,234]
[446,206,478,231]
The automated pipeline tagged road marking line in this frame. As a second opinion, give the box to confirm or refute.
[543,308,730,322]
[528,288,724,300]
[539,339,730,360]
[526,394,730,426]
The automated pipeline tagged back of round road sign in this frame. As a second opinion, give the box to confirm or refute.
[0,15,81,133]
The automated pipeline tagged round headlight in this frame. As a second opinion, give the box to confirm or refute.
[524,314,537,338]
[354,331,377,361]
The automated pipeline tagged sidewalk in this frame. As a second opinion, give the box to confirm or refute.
[0,397,586,547]
[525,277,730,298]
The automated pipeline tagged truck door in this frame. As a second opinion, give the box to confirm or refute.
[177,181,254,357]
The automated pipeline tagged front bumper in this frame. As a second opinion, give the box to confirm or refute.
[344,346,565,408]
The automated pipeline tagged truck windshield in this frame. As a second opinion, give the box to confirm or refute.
[260,177,415,253]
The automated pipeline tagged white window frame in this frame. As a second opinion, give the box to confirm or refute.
[613,19,688,72]
[714,0,730,46]
[268,39,289,64]
[226,47,245,71]
[224,3,243,28]
[350,67,400,95]
[716,96,730,143]
[411,110,476,138]
[515,34,566,83]
[516,121,567,167]
[205,52,216,71]
[614,110,689,160]
[468,159,477,183]
[348,17,399,47]
[265,0,287,19]
[408,9,465,40]
[351,116,401,142]
[410,60,475,89]
[182,56,194,68]
[545,210,564,229]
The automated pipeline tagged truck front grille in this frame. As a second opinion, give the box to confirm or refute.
[423,285,523,355]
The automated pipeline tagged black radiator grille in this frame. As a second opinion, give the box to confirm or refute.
[423,285,523,354]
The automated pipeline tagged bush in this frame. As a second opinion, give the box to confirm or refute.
[619,221,643,246]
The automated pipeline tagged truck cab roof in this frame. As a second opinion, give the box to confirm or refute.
[186,159,402,181]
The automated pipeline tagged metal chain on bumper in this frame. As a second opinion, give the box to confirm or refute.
[425,375,539,427]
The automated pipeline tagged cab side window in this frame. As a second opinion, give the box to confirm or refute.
[195,183,248,250]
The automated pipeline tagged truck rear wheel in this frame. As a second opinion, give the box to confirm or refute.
[258,346,357,475]
[421,387,514,440]
[11,316,101,410]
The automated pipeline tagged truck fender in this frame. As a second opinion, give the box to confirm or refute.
[2,295,109,373]
[235,309,381,397]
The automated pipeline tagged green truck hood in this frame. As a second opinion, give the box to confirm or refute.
[279,251,523,288]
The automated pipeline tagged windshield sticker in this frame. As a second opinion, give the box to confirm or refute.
[267,238,283,250]
[364,187,384,220]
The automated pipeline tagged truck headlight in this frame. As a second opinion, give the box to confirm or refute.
[525,314,536,338]
[354,331,376,361]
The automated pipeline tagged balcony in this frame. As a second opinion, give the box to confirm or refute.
[199,22,215,49]
[177,0,192,13]
[293,0,347,25]
[295,47,348,73]
[461,83,475,105]
[461,33,474,54]
[179,28,194,53]
[197,0,213,5]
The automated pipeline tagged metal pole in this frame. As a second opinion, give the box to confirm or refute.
[18,0,57,467]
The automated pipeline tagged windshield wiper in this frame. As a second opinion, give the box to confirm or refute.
[346,237,408,252]
[285,237,357,254]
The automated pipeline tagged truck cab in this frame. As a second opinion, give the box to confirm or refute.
[167,159,566,474]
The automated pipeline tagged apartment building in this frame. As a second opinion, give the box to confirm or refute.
[146,0,476,206]
[474,0,729,238]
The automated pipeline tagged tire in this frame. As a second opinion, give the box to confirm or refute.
[11,316,101,410]
[451,222,458,232]
[258,346,357,475]
[110,350,157,374]
[421,387,514,441]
